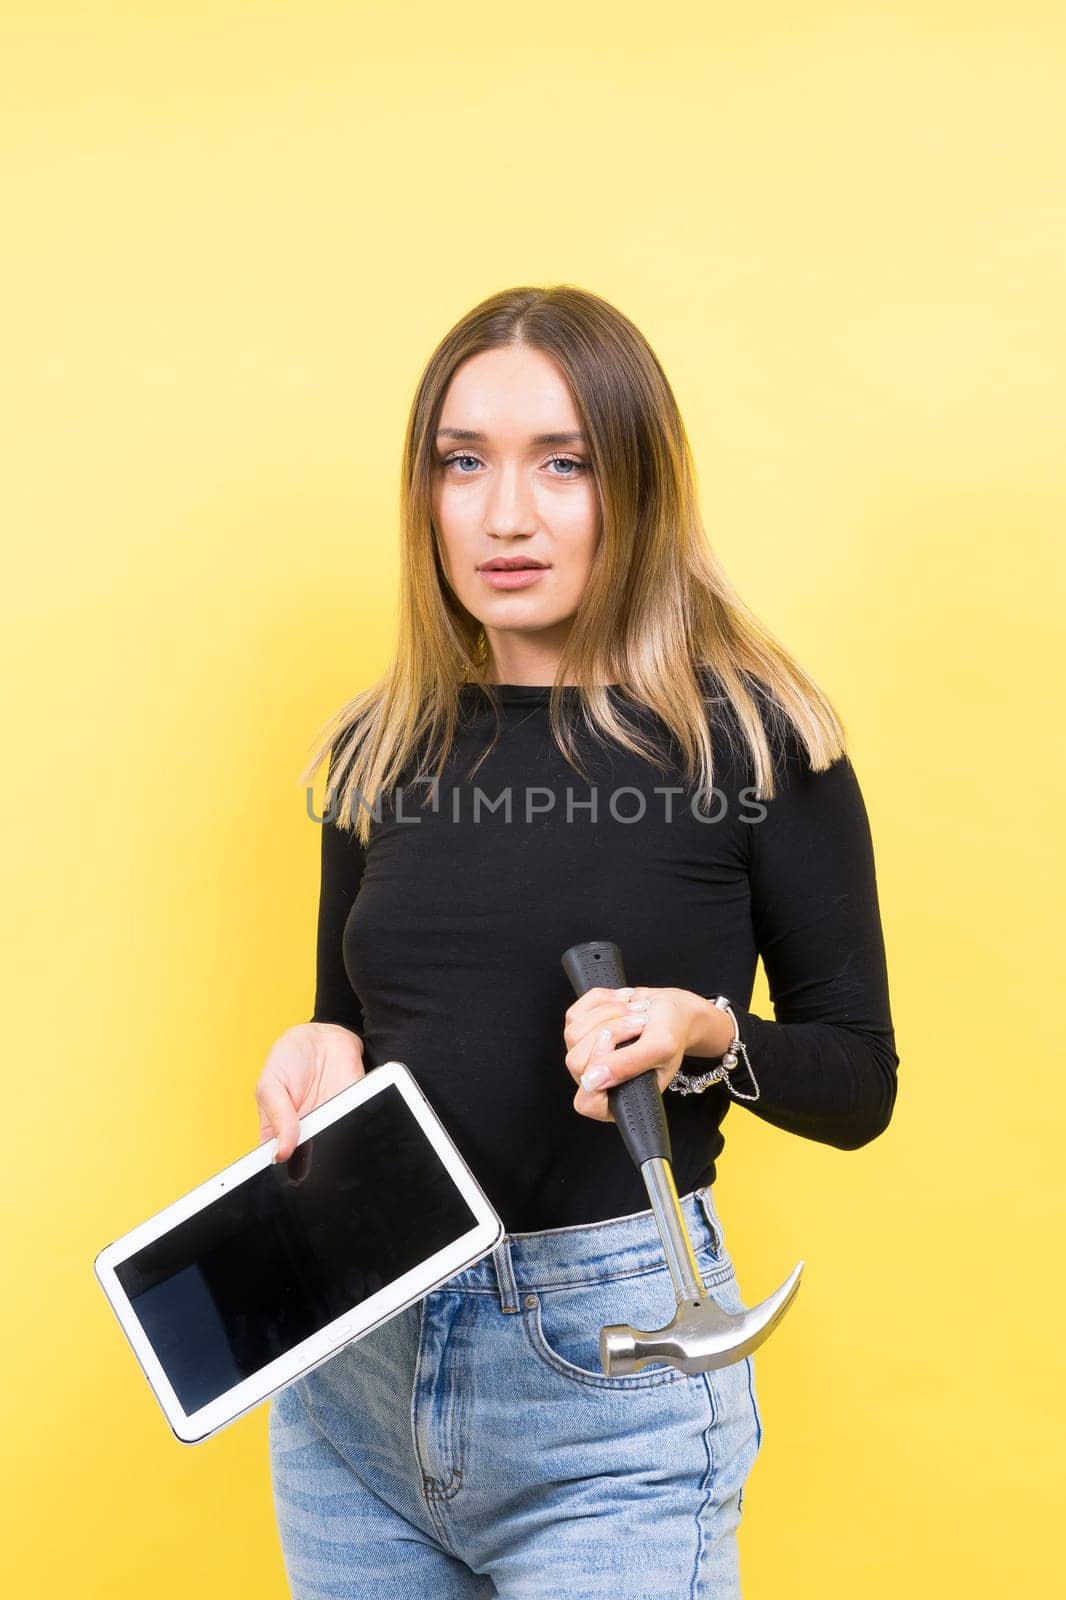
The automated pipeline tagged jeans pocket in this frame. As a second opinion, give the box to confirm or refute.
[522,1244,739,1391]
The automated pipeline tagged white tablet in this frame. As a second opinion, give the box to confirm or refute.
[94,1061,504,1445]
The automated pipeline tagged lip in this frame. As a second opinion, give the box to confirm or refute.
[477,559,550,571]
[478,566,548,590]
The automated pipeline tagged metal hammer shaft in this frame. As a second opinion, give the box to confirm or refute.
[641,1156,706,1306]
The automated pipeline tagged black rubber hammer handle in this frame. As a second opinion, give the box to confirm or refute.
[561,940,672,1171]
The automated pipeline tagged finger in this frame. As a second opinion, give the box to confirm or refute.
[574,1051,665,1119]
[575,1058,677,1124]
[563,994,654,1052]
[564,986,617,1020]
[577,1032,675,1099]
[573,1083,615,1123]
[255,1079,299,1163]
[584,1014,649,1070]
[579,1023,679,1091]
[588,998,657,1054]
[563,999,629,1049]
[598,1024,681,1075]
[566,985,653,1020]
[564,985,646,1029]
[565,1014,648,1080]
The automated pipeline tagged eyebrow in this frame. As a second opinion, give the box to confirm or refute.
[436,427,587,446]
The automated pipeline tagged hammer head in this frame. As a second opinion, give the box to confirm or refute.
[600,1261,804,1376]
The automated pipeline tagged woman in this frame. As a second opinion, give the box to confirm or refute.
[258,284,899,1598]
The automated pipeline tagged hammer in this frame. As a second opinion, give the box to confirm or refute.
[562,939,804,1377]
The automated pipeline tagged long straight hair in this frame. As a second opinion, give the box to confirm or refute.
[298,284,847,844]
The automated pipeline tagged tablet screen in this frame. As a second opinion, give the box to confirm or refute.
[114,1081,479,1414]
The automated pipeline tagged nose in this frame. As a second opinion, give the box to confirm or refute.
[485,458,537,536]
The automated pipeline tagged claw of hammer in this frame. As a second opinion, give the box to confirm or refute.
[600,1153,803,1375]
[601,1265,804,1376]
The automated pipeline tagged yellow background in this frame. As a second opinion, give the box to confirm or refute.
[2,2,1063,1594]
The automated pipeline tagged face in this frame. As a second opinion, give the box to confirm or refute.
[430,343,602,684]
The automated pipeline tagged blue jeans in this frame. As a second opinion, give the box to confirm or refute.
[269,1184,764,1599]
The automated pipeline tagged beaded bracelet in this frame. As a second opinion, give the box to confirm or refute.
[667,995,761,1102]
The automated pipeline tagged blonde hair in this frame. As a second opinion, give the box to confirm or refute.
[298,284,847,844]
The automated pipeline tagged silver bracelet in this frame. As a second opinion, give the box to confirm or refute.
[668,995,761,1103]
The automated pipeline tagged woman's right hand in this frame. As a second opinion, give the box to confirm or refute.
[255,1022,367,1164]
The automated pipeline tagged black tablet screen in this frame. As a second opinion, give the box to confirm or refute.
[115,1082,480,1413]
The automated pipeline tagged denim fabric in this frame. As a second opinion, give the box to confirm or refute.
[269,1185,764,1599]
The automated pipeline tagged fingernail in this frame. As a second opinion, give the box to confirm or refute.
[582,1062,611,1090]
[627,999,650,1012]
[614,987,634,998]
[594,1026,613,1054]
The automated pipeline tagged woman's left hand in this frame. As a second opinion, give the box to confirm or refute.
[562,985,731,1124]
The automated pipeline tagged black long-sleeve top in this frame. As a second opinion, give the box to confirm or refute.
[308,676,899,1232]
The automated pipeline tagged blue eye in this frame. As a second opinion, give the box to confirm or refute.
[439,453,589,476]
